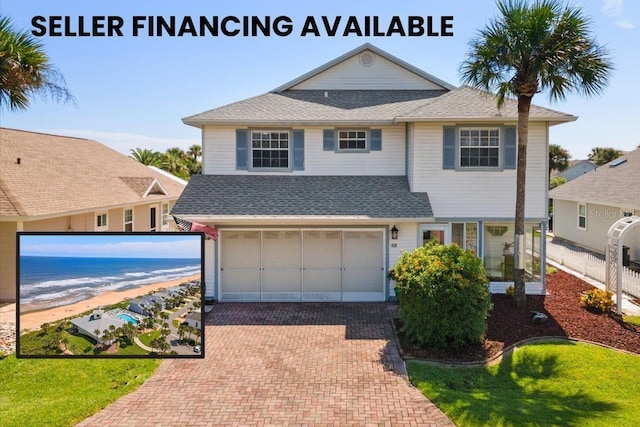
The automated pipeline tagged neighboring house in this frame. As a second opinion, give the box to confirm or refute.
[129,293,168,315]
[551,159,597,181]
[165,286,187,296]
[0,128,186,301]
[550,148,640,262]
[70,309,126,345]
[184,309,202,329]
[173,43,576,301]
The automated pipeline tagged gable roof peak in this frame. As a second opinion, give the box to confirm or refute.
[272,43,455,92]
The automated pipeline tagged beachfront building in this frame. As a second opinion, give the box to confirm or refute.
[128,294,167,316]
[70,309,126,345]
[0,128,187,302]
[172,43,576,301]
[184,309,202,329]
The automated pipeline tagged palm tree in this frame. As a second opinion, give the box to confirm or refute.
[588,147,622,166]
[549,144,570,179]
[187,144,202,161]
[130,147,163,166]
[0,15,74,111]
[461,0,612,305]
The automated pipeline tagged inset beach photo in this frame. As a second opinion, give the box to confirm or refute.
[16,232,204,358]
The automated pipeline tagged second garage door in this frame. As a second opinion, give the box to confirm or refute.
[220,229,385,301]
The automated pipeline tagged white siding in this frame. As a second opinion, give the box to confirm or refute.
[554,200,640,258]
[411,123,548,219]
[407,123,414,191]
[205,238,216,299]
[291,52,445,90]
[203,125,406,176]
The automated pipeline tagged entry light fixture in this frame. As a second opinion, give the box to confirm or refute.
[391,225,399,240]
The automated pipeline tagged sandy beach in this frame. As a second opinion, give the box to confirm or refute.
[19,274,201,332]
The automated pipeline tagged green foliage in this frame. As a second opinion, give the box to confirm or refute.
[546,265,558,275]
[390,241,492,350]
[408,341,640,427]
[549,144,570,173]
[549,176,568,189]
[588,147,623,166]
[581,288,613,313]
[129,145,202,179]
[0,354,159,427]
[505,285,515,298]
[0,14,74,111]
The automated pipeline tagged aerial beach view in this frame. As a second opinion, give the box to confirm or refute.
[16,233,205,357]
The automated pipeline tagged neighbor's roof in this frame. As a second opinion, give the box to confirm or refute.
[549,148,640,208]
[172,175,433,220]
[183,44,575,127]
[0,128,185,218]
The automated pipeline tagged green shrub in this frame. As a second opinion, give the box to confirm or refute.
[390,241,492,350]
[505,285,515,298]
[581,288,613,313]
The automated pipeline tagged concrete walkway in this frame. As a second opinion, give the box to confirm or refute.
[77,303,454,426]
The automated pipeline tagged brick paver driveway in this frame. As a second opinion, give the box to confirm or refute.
[78,303,453,426]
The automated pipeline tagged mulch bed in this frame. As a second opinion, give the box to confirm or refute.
[396,269,640,363]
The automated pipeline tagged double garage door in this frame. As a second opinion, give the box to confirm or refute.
[220,229,385,301]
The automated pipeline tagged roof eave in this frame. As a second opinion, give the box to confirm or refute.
[395,115,578,124]
[272,43,456,92]
[182,119,398,127]
[173,215,435,224]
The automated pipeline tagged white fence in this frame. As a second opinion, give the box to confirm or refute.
[547,241,640,299]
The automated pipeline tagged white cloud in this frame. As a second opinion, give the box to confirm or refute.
[603,0,624,17]
[616,19,635,29]
[44,129,199,155]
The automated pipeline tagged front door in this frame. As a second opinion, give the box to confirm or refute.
[421,224,450,246]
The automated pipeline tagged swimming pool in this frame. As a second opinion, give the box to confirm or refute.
[118,313,138,325]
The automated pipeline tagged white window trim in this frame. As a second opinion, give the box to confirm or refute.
[458,127,501,169]
[95,212,108,231]
[161,203,169,227]
[124,208,134,232]
[578,203,587,230]
[249,129,291,171]
[336,129,369,152]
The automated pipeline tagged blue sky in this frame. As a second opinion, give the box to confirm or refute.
[1,0,638,159]
[19,234,202,258]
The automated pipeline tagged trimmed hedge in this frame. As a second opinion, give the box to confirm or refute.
[390,241,492,350]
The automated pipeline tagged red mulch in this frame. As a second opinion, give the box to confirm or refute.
[396,269,640,362]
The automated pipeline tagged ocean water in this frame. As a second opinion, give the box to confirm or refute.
[20,256,200,312]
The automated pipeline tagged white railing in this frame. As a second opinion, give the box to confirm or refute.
[547,241,640,299]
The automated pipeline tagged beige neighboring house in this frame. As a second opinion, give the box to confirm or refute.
[0,128,187,302]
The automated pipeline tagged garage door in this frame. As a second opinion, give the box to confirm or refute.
[220,229,385,301]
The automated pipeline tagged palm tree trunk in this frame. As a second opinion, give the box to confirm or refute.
[514,95,532,306]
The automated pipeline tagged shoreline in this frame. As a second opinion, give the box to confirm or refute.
[19,274,201,332]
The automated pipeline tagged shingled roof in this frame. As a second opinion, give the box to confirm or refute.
[549,148,640,208]
[172,175,433,220]
[183,45,575,127]
[0,128,185,218]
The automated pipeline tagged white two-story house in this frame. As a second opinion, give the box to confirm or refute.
[173,43,576,302]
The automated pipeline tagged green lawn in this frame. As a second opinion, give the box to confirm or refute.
[138,330,161,347]
[115,341,149,356]
[623,315,640,327]
[0,355,160,427]
[408,340,640,427]
[66,334,97,355]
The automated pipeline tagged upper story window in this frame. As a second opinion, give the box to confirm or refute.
[578,203,587,230]
[251,131,289,169]
[96,212,108,231]
[459,128,500,168]
[124,209,133,232]
[338,130,367,151]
